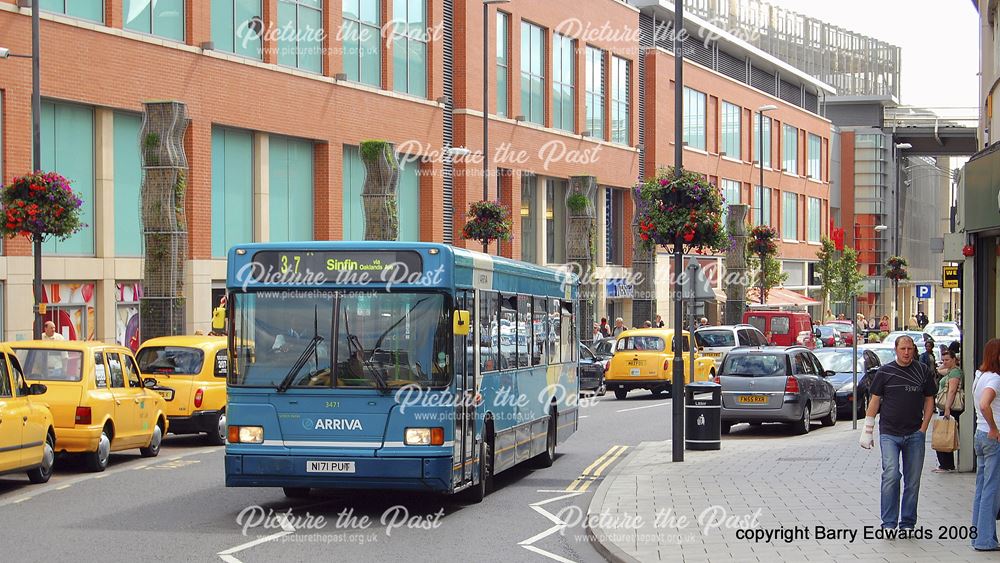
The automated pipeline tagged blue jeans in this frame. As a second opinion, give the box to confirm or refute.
[879,431,926,528]
[972,430,1000,550]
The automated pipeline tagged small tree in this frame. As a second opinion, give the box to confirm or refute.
[748,225,779,303]
[832,247,865,304]
[747,254,788,301]
[815,238,837,316]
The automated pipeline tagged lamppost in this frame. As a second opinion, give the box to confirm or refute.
[0,1,43,339]
[756,105,777,306]
[482,0,511,254]
[893,142,912,330]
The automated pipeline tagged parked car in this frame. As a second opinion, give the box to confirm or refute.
[694,324,768,368]
[795,330,820,350]
[882,331,932,348]
[592,337,616,364]
[812,348,881,417]
[743,310,813,347]
[825,321,856,346]
[136,335,229,445]
[859,343,896,367]
[0,344,55,484]
[578,344,606,396]
[813,325,844,348]
[13,341,169,472]
[923,322,961,354]
[605,329,715,400]
[718,346,837,435]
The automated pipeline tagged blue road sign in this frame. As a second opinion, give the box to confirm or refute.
[916,284,932,299]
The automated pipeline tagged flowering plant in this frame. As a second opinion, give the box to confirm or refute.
[634,167,727,253]
[0,171,86,241]
[462,200,513,248]
[885,256,909,281]
[748,225,779,256]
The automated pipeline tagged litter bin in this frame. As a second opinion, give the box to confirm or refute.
[685,381,721,451]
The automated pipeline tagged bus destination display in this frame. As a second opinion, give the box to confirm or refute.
[248,250,424,285]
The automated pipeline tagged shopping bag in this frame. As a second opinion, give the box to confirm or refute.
[931,417,958,453]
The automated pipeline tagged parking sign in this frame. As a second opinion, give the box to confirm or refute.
[916,285,932,299]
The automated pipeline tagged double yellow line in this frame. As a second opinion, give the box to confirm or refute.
[566,445,628,492]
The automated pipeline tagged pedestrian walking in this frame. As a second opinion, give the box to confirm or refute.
[592,323,602,342]
[655,314,665,328]
[916,311,929,329]
[859,335,936,531]
[933,348,963,473]
[599,317,611,338]
[971,338,1000,552]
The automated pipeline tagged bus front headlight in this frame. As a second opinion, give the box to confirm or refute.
[228,425,264,444]
[405,427,444,446]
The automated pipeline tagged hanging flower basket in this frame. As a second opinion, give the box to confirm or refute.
[0,171,86,241]
[885,255,909,281]
[748,225,779,256]
[462,200,513,248]
[634,167,727,253]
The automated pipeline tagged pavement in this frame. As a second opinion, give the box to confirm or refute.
[587,420,993,563]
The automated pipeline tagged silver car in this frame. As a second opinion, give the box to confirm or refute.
[719,346,838,435]
[694,324,768,368]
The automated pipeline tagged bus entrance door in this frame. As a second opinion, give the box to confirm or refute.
[453,291,476,488]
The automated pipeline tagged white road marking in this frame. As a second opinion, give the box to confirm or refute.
[616,402,669,413]
[522,545,578,563]
[531,491,583,507]
[519,523,565,546]
[217,515,295,562]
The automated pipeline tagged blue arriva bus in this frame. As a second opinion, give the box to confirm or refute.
[224,242,579,500]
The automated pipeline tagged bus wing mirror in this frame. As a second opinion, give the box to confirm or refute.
[454,310,471,336]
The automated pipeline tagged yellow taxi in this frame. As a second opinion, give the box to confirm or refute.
[12,341,168,472]
[605,328,716,400]
[136,336,228,445]
[0,343,56,483]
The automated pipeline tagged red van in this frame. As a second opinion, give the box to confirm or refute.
[743,310,814,347]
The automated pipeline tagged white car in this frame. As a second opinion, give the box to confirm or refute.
[923,322,961,354]
[694,324,769,368]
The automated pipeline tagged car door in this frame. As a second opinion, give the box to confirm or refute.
[808,352,835,414]
[736,329,754,348]
[0,356,24,472]
[122,353,154,440]
[105,352,138,447]
[8,354,46,468]
[791,352,819,416]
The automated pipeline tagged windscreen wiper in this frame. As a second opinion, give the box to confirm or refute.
[276,335,324,393]
[343,311,389,392]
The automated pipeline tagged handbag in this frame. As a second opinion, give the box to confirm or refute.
[931,416,959,453]
[935,376,964,413]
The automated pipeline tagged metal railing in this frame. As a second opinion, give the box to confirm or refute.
[884,107,978,130]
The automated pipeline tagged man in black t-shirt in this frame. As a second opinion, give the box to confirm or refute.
[859,335,936,531]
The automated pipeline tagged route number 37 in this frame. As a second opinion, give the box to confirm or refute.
[281,255,301,274]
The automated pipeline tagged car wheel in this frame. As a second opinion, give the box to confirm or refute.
[820,403,837,426]
[85,427,112,472]
[27,432,55,484]
[283,487,311,498]
[614,389,628,400]
[140,421,163,457]
[749,422,763,428]
[205,410,226,446]
[792,404,811,435]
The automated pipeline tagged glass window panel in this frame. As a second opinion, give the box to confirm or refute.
[359,0,379,24]
[808,133,822,180]
[497,66,508,117]
[211,127,254,257]
[113,113,144,256]
[521,175,536,263]
[783,192,798,240]
[41,102,95,255]
[124,0,152,33]
[808,197,821,242]
[342,0,359,21]
[341,146,365,241]
[360,23,382,86]
[783,125,798,174]
[212,0,235,52]
[277,1,297,67]
[398,157,421,241]
[153,0,185,41]
[235,0,262,59]
[342,20,360,81]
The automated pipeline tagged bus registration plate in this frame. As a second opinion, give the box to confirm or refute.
[306,461,356,473]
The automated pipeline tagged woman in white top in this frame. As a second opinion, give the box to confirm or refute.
[971,338,1000,551]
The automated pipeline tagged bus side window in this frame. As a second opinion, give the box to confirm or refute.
[499,294,517,370]
[517,295,530,368]
[561,300,574,362]
[532,296,546,367]
[480,291,498,372]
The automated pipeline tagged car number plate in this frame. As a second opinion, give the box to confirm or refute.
[155,388,174,401]
[630,368,641,376]
[306,461,356,473]
[705,352,721,358]
[737,395,768,404]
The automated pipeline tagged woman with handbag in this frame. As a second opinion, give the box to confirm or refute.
[933,348,963,473]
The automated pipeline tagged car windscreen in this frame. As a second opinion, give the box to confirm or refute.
[869,349,895,365]
[722,354,786,377]
[595,340,615,356]
[927,326,956,337]
[813,351,862,373]
[136,346,205,375]
[816,326,835,336]
[616,336,667,352]
[14,349,84,382]
[695,330,735,347]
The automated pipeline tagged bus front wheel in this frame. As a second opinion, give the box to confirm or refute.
[533,407,557,468]
[463,438,493,503]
